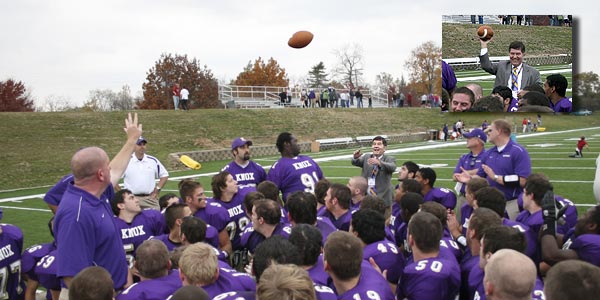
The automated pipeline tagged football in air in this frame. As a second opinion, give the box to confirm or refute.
[288,30,314,49]
[477,25,494,41]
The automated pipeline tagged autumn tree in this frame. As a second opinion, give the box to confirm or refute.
[307,62,329,88]
[139,53,219,109]
[233,57,289,87]
[332,43,365,88]
[0,79,35,112]
[82,85,135,112]
[404,41,441,97]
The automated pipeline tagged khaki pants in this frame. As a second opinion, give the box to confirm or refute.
[135,195,159,210]
[506,198,520,220]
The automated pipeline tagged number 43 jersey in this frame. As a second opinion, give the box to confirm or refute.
[267,156,323,203]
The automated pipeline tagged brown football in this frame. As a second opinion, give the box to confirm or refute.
[477,25,494,41]
[288,31,314,49]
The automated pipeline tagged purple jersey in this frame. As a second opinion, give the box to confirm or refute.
[532,276,545,300]
[555,196,578,234]
[240,223,291,253]
[477,141,531,200]
[212,291,255,300]
[22,242,56,280]
[213,192,251,250]
[396,222,408,251]
[363,240,404,284]
[460,252,478,300]
[0,224,25,300]
[315,217,337,246]
[194,200,230,232]
[565,234,600,267]
[439,230,462,263]
[423,187,457,210]
[467,264,485,300]
[117,269,182,300]
[551,97,572,113]
[55,183,128,289]
[43,174,74,207]
[205,224,220,249]
[35,249,61,291]
[202,268,256,298]
[314,284,337,300]
[335,261,394,300]
[151,234,180,251]
[114,209,166,267]
[320,209,352,231]
[222,160,267,190]
[507,97,519,112]
[454,151,485,195]
[503,218,537,259]
[442,61,457,91]
[308,255,330,286]
[460,203,474,235]
[516,210,543,236]
[267,155,324,202]
[398,256,460,300]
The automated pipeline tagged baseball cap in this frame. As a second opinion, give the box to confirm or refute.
[232,137,252,150]
[136,136,147,145]
[463,128,487,143]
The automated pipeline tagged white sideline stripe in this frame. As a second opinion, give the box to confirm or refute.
[2,126,599,203]
[0,206,51,212]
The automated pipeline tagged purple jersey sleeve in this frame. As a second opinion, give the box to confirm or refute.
[442,61,457,91]
[43,174,74,206]
[555,196,578,234]
[22,242,55,280]
[424,187,457,210]
[503,218,538,259]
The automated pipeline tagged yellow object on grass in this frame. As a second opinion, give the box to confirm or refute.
[180,155,202,170]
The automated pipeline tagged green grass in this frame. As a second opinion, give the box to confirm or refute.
[1,109,600,249]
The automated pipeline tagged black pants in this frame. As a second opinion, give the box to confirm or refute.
[180,100,189,110]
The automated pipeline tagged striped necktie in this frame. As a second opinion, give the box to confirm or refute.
[511,66,519,92]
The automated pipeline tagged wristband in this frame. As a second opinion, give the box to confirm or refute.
[455,235,467,247]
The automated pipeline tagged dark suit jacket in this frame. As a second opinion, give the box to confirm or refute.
[351,153,397,206]
[479,53,542,89]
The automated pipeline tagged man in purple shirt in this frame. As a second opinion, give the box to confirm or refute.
[398,212,460,300]
[286,191,337,246]
[0,223,25,300]
[178,243,256,298]
[152,203,192,251]
[544,73,572,113]
[55,113,142,294]
[211,171,251,250]
[324,231,394,300]
[289,224,330,286]
[320,183,353,231]
[117,240,182,300]
[416,167,457,210]
[347,176,367,212]
[516,173,551,267]
[267,132,324,202]
[390,178,421,238]
[222,137,267,191]
[395,192,424,253]
[453,128,487,202]
[484,249,537,300]
[420,202,462,263]
[456,119,531,220]
[112,189,167,267]
[242,199,291,253]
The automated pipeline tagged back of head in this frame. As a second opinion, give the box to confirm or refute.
[315,178,332,206]
[243,191,264,215]
[286,191,317,224]
[465,83,483,100]
[257,264,316,300]
[257,180,281,203]
[289,224,322,267]
[492,119,511,136]
[469,207,502,240]
[402,161,420,177]
[471,95,504,112]
[165,203,187,229]
[179,179,201,200]
[68,266,114,300]
[545,260,600,300]
[418,167,437,187]
[330,183,351,209]
[254,199,282,225]
[408,211,443,253]
[276,132,293,153]
[522,84,545,94]
[400,192,425,214]
[482,226,527,255]
[484,249,535,300]
[492,85,512,100]
[324,231,363,281]
[420,201,448,224]
[474,187,506,217]
[524,173,553,205]
[359,195,388,216]
[135,239,170,279]
[159,193,180,211]
[466,177,489,196]
[401,179,422,194]
[546,73,568,97]
[252,236,301,281]
[70,147,107,182]
[171,285,210,300]
[179,243,218,286]
[181,216,207,244]
[522,91,550,107]
[351,209,386,244]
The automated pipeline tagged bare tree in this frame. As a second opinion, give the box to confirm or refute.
[41,94,74,112]
[404,41,441,96]
[332,43,365,89]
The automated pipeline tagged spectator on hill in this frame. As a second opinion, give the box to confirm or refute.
[172,83,180,110]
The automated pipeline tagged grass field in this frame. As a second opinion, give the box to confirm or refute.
[2,124,599,249]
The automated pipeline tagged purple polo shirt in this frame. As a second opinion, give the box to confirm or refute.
[478,140,531,201]
[222,160,267,190]
[551,97,572,113]
[0,224,26,300]
[397,255,460,300]
[194,200,229,232]
[454,151,485,195]
[116,270,182,300]
[423,187,457,210]
[54,183,128,289]
[566,234,600,267]
[266,155,324,202]
[363,239,404,284]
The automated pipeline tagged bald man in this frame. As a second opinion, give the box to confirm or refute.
[484,249,536,300]
[544,260,600,300]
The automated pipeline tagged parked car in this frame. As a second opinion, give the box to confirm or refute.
[571,109,592,116]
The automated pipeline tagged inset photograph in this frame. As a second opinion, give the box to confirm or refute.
[442,15,573,113]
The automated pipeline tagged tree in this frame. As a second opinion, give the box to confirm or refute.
[41,94,74,112]
[574,72,600,98]
[233,57,289,87]
[82,85,134,112]
[139,53,219,109]
[307,62,329,88]
[0,79,35,112]
[404,41,441,97]
[332,43,365,89]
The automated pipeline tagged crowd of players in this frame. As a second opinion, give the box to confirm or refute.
[2,113,600,300]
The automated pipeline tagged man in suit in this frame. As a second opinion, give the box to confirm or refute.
[479,40,542,100]
[351,136,397,206]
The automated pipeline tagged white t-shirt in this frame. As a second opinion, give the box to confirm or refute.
[180,88,189,100]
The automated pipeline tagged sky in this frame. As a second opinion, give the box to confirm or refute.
[1,1,598,108]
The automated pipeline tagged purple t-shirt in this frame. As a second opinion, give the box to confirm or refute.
[194,200,230,232]
[398,256,461,300]
[454,151,485,195]
[503,218,537,259]
[315,217,337,245]
[54,183,128,289]
[551,97,572,113]
[334,261,395,300]
[43,174,74,207]
[222,160,267,190]
[35,249,61,291]
[566,234,600,267]
[0,224,26,300]
[266,155,324,202]
[477,140,531,201]
[117,269,182,300]
[363,240,404,284]
[320,209,352,231]
[423,187,457,210]
[114,209,166,266]
[201,268,256,298]
[212,192,251,250]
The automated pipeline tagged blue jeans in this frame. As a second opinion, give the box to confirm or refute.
[172,96,180,110]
